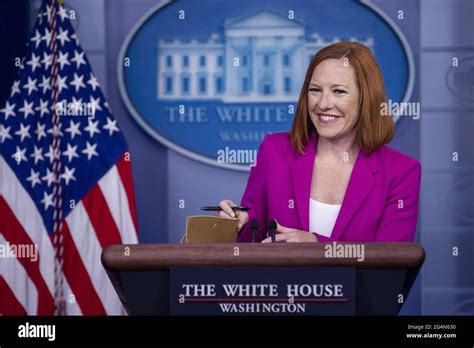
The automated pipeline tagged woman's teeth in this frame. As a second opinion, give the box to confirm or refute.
[318,114,341,122]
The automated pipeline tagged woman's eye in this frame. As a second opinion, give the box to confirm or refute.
[309,88,321,92]
[334,89,347,94]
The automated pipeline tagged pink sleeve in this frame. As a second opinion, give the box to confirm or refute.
[375,160,422,242]
[237,136,270,242]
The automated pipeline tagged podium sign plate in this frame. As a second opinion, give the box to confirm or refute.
[170,267,355,315]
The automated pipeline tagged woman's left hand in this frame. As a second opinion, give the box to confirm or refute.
[261,221,318,243]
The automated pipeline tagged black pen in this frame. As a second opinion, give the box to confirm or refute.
[200,206,251,212]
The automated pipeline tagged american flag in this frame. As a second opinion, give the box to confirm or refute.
[0,0,138,315]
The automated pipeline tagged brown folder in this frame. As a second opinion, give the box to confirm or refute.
[183,215,239,243]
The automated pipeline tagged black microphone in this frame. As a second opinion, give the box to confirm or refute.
[250,220,259,243]
[268,220,277,243]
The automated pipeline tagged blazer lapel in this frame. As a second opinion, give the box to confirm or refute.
[290,134,379,239]
[290,135,317,232]
[330,149,378,241]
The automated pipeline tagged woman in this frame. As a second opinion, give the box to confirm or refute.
[218,42,421,243]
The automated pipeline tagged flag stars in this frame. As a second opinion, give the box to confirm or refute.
[71,50,86,69]
[70,97,83,115]
[88,96,102,114]
[70,73,85,92]
[27,53,42,72]
[57,51,71,70]
[57,27,71,46]
[35,98,50,117]
[23,77,38,96]
[56,75,69,94]
[84,118,100,138]
[42,168,55,187]
[44,145,60,164]
[87,74,99,91]
[70,33,79,44]
[65,119,82,139]
[61,166,76,185]
[41,191,54,210]
[58,6,69,21]
[63,143,79,162]
[0,125,12,143]
[34,122,47,141]
[30,145,45,164]
[30,30,42,49]
[38,75,51,94]
[1,101,16,120]
[11,146,28,165]
[26,169,42,188]
[37,10,44,24]
[42,4,52,23]
[82,141,98,160]
[19,100,34,119]
[42,28,52,47]
[47,123,63,137]
[10,80,21,97]
[103,117,119,136]
[2,2,129,212]
[41,52,52,71]
[14,123,31,142]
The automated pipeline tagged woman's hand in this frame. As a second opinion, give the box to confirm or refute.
[261,220,318,243]
[218,199,249,231]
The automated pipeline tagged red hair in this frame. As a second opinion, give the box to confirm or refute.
[290,42,394,154]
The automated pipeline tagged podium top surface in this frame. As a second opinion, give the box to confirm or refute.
[101,243,425,271]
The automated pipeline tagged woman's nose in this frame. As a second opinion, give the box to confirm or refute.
[318,92,333,110]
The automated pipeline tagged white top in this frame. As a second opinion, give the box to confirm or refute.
[309,198,342,237]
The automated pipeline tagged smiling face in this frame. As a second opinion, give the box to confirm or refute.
[308,58,360,142]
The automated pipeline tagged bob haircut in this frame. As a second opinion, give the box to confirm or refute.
[290,42,394,154]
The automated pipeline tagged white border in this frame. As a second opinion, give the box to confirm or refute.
[117,0,416,172]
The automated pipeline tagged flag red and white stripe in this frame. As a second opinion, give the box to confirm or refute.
[1,154,138,315]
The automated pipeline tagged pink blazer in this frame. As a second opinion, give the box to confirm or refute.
[238,132,421,242]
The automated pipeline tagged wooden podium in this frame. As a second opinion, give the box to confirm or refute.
[101,243,425,315]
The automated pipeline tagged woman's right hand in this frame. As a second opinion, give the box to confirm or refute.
[218,199,249,231]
